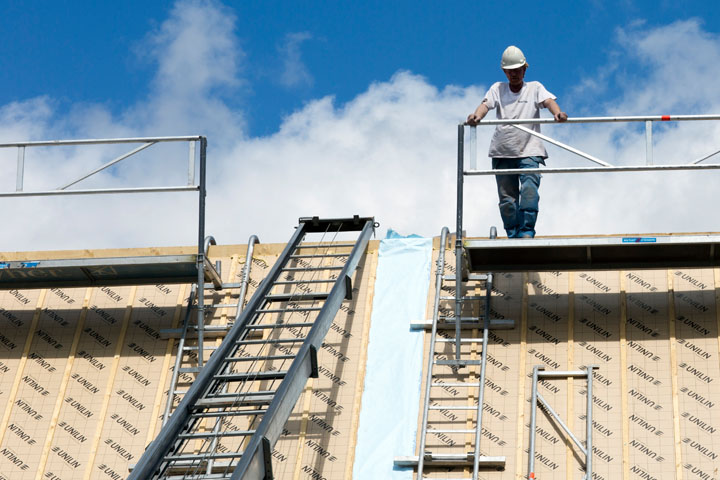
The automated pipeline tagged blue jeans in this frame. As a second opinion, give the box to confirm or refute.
[492,157,544,238]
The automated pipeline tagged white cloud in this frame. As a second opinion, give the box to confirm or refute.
[2,11,720,253]
[278,32,314,89]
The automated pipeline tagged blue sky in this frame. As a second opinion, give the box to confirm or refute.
[2,0,720,250]
[4,0,719,136]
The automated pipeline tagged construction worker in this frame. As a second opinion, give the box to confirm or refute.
[467,45,567,238]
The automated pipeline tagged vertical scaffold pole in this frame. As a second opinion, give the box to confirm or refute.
[586,365,594,478]
[196,137,207,367]
[455,124,464,361]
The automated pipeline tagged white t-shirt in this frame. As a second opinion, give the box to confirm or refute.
[482,81,555,158]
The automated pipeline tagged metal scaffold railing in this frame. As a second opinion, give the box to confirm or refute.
[0,135,217,365]
[455,113,720,480]
[457,114,720,274]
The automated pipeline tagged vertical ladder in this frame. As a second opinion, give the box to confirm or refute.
[129,216,375,480]
[528,365,598,480]
[395,227,507,477]
[162,235,261,427]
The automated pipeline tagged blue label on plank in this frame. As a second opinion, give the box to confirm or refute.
[622,237,657,243]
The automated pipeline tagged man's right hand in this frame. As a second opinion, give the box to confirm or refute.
[466,113,482,125]
[466,103,489,125]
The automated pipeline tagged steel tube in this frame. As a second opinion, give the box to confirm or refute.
[0,185,199,197]
[188,140,196,186]
[196,137,207,367]
[16,146,24,192]
[464,113,720,126]
[511,124,611,167]
[645,121,653,165]
[536,393,586,456]
[0,135,203,148]
[58,141,156,190]
[469,125,477,170]
[238,235,261,312]
[537,370,591,378]
[417,226,449,477]
[690,147,720,165]
[455,125,464,361]
[466,163,720,176]
[527,366,540,479]
[472,270,493,480]
[586,366,595,479]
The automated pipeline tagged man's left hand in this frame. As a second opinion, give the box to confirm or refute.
[554,112,568,122]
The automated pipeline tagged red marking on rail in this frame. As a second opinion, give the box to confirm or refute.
[661,115,671,121]
[529,473,535,479]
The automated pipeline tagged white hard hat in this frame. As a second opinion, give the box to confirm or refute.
[501,45,528,69]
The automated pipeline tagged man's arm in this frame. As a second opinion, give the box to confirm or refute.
[542,98,568,122]
[466,102,489,126]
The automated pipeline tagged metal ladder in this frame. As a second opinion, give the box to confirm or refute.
[528,365,598,480]
[129,216,375,480]
[396,227,508,478]
[161,235,261,426]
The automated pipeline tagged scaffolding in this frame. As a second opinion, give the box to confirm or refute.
[455,114,720,479]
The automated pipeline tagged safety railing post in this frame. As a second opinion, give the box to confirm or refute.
[196,136,208,367]
[455,124,464,360]
[16,146,25,192]
[645,120,653,165]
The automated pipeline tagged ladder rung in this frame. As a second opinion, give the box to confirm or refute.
[435,359,483,366]
[225,354,295,362]
[178,367,200,374]
[282,266,344,271]
[435,338,485,343]
[211,281,242,289]
[393,454,506,469]
[440,296,484,301]
[199,303,238,309]
[164,452,244,462]
[443,274,488,282]
[191,408,268,418]
[183,345,218,351]
[438,316,483,322]
[257,307,323,314]
[295,243,355,248]
[214,371,287,381]
[290,253,350,259]
[265,292,329,301]
[274,279,336,285]
[165,475,233,480]
[427,429,476,434]
[161,462,236,477]
[195,395,274,408]
[178,429,256,439]
[236,338,304,346]
[431,382,481,387]
[246,322,314,330]
[428,405,479,411]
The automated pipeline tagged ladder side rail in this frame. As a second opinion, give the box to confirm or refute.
[238,235,261,311]
[232,219,375,480]
[527,366,541,480]
[417,226,450,477]
[205,234,260,476]
[585,365,594,480]
[128,221,310,480]
[162,285,198,426]
[471,270,492,480]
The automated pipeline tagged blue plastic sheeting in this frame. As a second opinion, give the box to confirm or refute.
[352,236,432,479]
